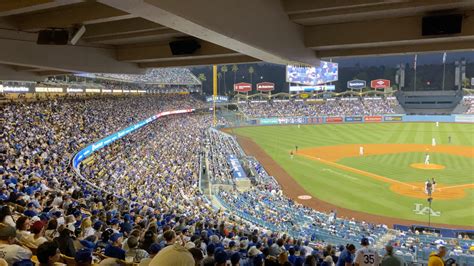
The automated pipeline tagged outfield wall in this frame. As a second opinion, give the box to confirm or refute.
[247,114,474,125]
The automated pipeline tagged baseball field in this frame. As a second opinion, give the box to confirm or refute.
[231,122,474,228]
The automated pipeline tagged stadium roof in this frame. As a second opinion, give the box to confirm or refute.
[0,0,472,80]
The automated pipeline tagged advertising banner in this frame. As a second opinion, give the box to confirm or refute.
[307,117,323,124]
[384,116,403,121]
[345,116,363,122]
[289,85,335,92]
[228,155,247,179]
[370,79,391,89]
[256,82,275,92]
[277,117,306,124]
[234,82,252,93]
[454,115,474,123]
[364,116,383,122]
[326,117,343,123]
[206,95,228,102]
[259,118,279,125]
[347,80,366,90]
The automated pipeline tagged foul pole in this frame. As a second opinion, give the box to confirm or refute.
[213,65,217,126]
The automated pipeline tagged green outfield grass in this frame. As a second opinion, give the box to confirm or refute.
[232,123,474,226]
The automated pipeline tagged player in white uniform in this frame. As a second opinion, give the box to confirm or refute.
[355,238,380,266]
[432,137,436,147]
[359,146,364,156]
[424,154,430,165]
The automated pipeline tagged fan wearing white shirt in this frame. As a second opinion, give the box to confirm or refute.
[355,237,380,266]
[0,223,32,265]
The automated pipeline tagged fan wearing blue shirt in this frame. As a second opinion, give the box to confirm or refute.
[104,233,126,260]
[337,244,356,266]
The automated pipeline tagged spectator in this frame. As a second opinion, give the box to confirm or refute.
[75,248,93,266]
[150,243,195,266]
[30,221,48,248]
[104,233,125,260]
[0,206,15,228]
[125,236,148,263]
[188,247,204,266]
[36,241,61,266]
[381,245,404,266]
[355,238,379,266]
[54,226,76,257]
[139,243,161,266]
[0,224,32,265]
[336,244,356,266]
[428,245,447,266]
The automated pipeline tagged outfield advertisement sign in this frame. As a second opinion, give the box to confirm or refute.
[307,117,324,124]
[384,116,403,121]
[364,116,383,122]
[227,155,247,179]
[345,116,363,122]
[347,80,366,90]
[370,79,390,89]
[234,82,252,93]
[72,109,194,168]
[454,115,474,123]
[254,114,469,126]
[326,117,343,123]
[259,118,279,125]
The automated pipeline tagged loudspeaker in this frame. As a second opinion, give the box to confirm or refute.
[37,29,69,45]
[422,14,462,36]
[169,39,201,55]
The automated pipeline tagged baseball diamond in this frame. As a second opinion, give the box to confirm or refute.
[231,122,474,228]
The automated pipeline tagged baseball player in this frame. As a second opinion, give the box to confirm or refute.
[290,150,294,159]
[424,154,430,165]
[432,137,436,147]
[425,179,433,196]
[359,146,364,156]
[355,237,380,266]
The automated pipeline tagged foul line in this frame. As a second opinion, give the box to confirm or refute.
[298,154,418,189]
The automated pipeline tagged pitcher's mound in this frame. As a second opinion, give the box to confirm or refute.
[410,163,445,170]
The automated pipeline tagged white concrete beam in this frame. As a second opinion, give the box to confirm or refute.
[9,2,130,30]
[305,13,474,49]
[116,41,241,62]
[0,64,42,81]
[99,0,319,66]
[317,40,474,58]
[138,55,258,68]
[0,38,142,74]
[0,0,82,17]
[286,0,474,25]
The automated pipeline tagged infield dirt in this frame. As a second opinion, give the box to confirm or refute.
[235,135,474,229]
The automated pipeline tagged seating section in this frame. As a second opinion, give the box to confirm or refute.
[239,97,402,118]
[1,93,473,266]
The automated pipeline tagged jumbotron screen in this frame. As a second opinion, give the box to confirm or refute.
[286,61,338,85]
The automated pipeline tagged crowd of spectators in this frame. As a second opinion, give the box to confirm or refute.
[205,128,244,185]
[0,91,473,266]
[239,97,401,118]
[94,68,200,85]
[462,97,474,114]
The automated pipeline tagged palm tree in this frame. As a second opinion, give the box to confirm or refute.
[197,73,207,82]
[231,64,238,87]
[221,65,228,95]
[248,66,255,87]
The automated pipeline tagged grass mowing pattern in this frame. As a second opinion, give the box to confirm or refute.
[232,123,474,226]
